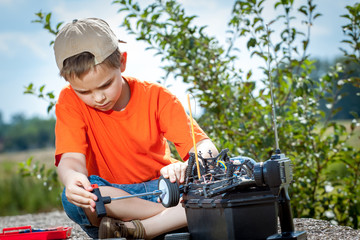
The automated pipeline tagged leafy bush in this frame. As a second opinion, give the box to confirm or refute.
[18,156,61,191]
[113,0,360,228]
[30,0,360,229]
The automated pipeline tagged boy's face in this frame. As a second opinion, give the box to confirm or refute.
[68,52,128,111]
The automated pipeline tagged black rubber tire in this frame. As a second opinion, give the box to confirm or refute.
[158,176,180,208]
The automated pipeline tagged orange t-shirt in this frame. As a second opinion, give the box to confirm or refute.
[55,76,208,184]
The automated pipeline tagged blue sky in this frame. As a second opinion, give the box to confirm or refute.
[0,0,354,123]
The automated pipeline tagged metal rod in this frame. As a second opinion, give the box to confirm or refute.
[111,190,162,201]
[266,24,280,152]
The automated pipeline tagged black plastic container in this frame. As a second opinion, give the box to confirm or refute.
[183,187,278,240]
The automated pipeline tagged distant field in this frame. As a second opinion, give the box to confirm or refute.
[0,148,55,165]
[321,120,360,149]
[0,148,55,181]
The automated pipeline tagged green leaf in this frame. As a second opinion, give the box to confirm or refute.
[47,102,55,113]
[45,13,51,24]
[46,92,55,99]
[247,38,257,49]
[26,157,33,166]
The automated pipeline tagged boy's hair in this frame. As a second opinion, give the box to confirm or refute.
[60,49,121,80]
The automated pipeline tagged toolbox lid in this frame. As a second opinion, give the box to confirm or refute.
[184,188,277,209]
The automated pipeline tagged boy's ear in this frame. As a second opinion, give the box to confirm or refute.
[120,51,127,72]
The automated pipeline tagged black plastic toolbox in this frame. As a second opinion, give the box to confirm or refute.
[183,187,278,240]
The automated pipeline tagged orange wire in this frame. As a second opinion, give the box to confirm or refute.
[187,94,201,180]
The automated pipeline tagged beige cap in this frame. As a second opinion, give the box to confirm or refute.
[54,18,123,71]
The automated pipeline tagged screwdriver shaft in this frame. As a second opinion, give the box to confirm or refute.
[111,189,163,201]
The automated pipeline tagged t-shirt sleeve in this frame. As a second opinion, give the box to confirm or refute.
[54,89,88,166]
[157,88,208,160]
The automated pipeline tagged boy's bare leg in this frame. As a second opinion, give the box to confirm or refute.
[84,186,187,239]
[85,186,166,226]
[141,203,187,239]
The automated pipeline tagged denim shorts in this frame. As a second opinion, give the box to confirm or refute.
[61,175,159,239]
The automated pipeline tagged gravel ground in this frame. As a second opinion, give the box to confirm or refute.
[1,210,360,239]
[0,211,90,239]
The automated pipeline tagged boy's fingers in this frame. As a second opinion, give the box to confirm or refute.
[160,167,169,178]
[174,163,183,183]
[171,162,186,184]
[161,165,176,182]
[69,188,91,202]
[77,176,97,201]
[66,185,97,207]
[161,170,168,178]
[74,185,94,198]
[75,202,94,210]
[179,163,187,183]
[161,162,188,183]
[71,195,96,210]
[168,167,176,182]
[78,175,93,191]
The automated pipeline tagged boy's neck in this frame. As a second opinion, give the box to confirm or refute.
[113,77,130,111]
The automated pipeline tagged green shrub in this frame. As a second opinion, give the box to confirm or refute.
[30,0,360,229]
[0,160,62,216]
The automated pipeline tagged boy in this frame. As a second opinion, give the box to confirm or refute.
[53,18,218,239]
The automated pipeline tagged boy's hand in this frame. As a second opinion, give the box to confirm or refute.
[63,171,98,212]
[160,161,188,184]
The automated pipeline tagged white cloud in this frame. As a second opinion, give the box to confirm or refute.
[0,31,51,59]
[0,34,11,54]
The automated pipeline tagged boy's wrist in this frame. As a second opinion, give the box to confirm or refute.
[60,169,77,187]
